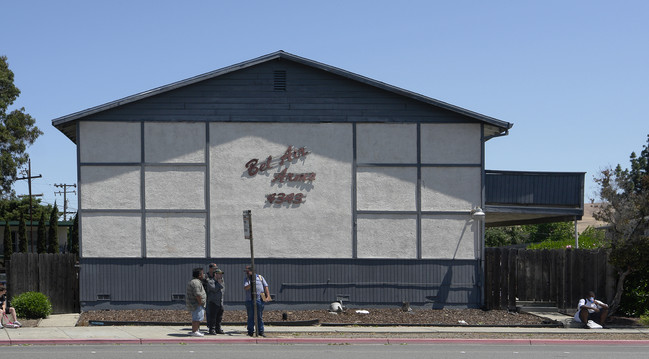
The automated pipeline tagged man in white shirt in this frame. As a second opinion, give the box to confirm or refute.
[574,291,609,328]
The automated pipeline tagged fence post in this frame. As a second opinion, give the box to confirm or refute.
[507,249,517,310]
[484,248,494,309]
[499,249,509,309]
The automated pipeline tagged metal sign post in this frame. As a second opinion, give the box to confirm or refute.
[243,210,259,336]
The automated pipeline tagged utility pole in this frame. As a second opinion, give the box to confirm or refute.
[16,159,42,253]
[54,183,77,221]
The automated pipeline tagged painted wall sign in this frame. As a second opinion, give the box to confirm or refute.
[244,145,314,204]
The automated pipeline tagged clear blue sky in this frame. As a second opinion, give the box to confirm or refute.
[3,0,648,215]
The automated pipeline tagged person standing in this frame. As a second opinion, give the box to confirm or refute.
[203,263,225,335]
[574,290,609,328]
[243,265,271,337]
[186,267,207,337]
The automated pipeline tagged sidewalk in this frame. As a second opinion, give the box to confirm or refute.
[1,313,648,346]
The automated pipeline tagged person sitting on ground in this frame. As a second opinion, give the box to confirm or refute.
[0,286,21,328]
[574,290,609,328]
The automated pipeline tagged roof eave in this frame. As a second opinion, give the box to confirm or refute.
[52,50,513,140]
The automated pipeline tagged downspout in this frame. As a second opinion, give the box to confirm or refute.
[481,127,510,308]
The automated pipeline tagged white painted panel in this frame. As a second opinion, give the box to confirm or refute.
[144,122,205,163]
[356,124,417,163]
[357,167,417,211]
[421,167,481,211]
[82,213,141,257]
[357,214,417,258]
[421,215,477,259]
[80,166,140,209]
[209,122,353,258]
[421,123,481,164]
[146,213,205,257]
[79,122,141,163]
[145,166,205,209]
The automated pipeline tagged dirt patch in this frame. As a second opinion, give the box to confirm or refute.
[76,307,645,329]
[78,308,552,327]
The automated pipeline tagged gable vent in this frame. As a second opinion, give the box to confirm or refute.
[273,70,287,91]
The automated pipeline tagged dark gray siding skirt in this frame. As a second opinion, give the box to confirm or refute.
[79,258,480,311]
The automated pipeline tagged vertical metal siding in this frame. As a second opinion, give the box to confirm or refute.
[485,171,584,207]
[80,258,480,309]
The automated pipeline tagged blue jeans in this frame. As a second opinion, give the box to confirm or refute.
[245,299,264,334]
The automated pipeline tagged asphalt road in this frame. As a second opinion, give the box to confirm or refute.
[1,344,648,359]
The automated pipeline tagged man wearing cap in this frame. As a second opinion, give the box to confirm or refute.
[203,263,225,335]
[243,265,271,337]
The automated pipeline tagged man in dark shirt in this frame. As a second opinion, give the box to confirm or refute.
[203,263,225,335]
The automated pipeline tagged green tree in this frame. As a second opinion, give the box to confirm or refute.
[486,226,528,247]
[524,222,574,243]
[593,134,649,315]
[18,213,27,252]
[3,218,11,263]
[37,211,46,253]
[486,222,575,247]
[47,203,59,253]
[0,196,51,223]
[0,55,42,198]
[68,213,78,257]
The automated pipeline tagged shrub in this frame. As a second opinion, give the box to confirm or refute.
[11,291,53,319]
[640,313,649,327]
[527,226,605,250]
[618,271,649,317]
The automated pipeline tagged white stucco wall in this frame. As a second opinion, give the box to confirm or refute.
[145,166,205,209]
[356,167,417,211]
[145,213,205,257]
[356,124,417,163]
[209,122,353,258]
[80,166,140,210]
[357,214,417,258]
[79,122,141,163]
[144,122,205,163]
[420,167,481,211]
[421,215,478,259]
[77,119,484,260]
[421,123,481,164]
[82,213,141,257]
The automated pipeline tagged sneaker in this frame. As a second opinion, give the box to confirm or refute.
[13,321,21,327]
[190,331,204,337]
[247,332,254,337]
[259,332,266,337]
[215,329,225,334]
[0,323,3,329]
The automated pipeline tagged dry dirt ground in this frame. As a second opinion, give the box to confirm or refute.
[74,308,644,328]
[76,308,547,327]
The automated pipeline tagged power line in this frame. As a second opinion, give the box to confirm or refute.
[54,183,77,221]
[16,159,42,253]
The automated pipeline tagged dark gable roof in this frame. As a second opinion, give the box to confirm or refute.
[52,50,513,143]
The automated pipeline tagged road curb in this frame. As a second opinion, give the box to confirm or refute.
[3,337,649,346]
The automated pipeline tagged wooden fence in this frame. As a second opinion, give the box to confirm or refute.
[7,253,79,314]
[484,248,616,311]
